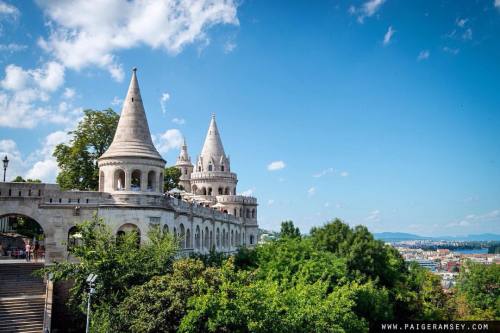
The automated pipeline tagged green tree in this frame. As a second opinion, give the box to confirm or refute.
[40,216,178,332]
[11,176,41,183]
[164,166,181,191]
[53,109,119,190]
[280,220,301,239]
[451,260,500,319]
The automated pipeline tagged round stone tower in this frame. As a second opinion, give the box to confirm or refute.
[175,138,194,192]
[98,68,166,194]
[190,115,237,198]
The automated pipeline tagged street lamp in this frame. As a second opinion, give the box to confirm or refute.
[85,273,97,333]
[2,155,8,182]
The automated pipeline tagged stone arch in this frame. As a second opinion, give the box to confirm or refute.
[216,228,220,248]
[224,187,230,195]
[147,170,156,191]
[218,187,223,195]
[204,226,209,250]
[179,223,185,248]
[233,208,237,216]
[163,224,169,234]
[192,185,198,194]
[250,234,255,245]
[99,171,105,192]
[114,169,125,190]
[195,225,200,249]
[201,187,207,195]
[0,212,46,260]
[239,208,243,217]
[67,225,80,250]
[208,187,212,196]
[209,230,213,249]
[246,209,250,218]
[231,230,234,247]
[117,223,141,246]
[186,228,191,249]
[222,229,226,248]
[252,209,256,219]
[131,170,141,190]
[221,164,225,172]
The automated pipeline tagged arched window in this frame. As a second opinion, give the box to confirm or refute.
[67,226,80,250]
[179,224,185,248]
[246,209,250,218]
[252,209,256,219]
[222,229,226,248]
[163,224,169,234]
[202,187,207,195]
[233,208,237,216]
[208,164,213,171]
[218,187,223,195]
[250,235,255,245]
[221,165,225,172]
[117,223,141,247]
[147,171,156,191]
[208,188,212,196]
[239,208,243,217]
[114,169,125,190]
[195,226,200,249]
[204,227,209,250]
[210,230,213,249]
[184,168,188,175]
[159,172,163,192]
[224,187,229,195]
[99,171,105,192]
[216,228,220,248]
[186,228,191,248]
[131,170,141,190]
[231,230,234,246]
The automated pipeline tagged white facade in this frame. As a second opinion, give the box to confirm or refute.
[0,68,259,263]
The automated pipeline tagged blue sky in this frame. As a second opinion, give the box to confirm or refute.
[1,0,500,236]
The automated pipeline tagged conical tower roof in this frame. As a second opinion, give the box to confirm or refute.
[200,114,226,160]
[100,68,164,162]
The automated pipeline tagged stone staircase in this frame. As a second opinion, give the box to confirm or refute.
[0,263,46,333]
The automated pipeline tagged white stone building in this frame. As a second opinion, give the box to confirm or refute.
[0,68,259,263]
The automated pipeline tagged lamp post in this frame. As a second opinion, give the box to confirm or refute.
[85,273,97,333]
[2,155,8,182]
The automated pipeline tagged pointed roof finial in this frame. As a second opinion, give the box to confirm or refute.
[132,67,137,72]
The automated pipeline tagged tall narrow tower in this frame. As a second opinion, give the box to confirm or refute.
[175,137,194,192]
[190,115,237,198]
[98,68,166,194]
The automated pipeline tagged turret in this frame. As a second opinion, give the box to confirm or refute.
[98,68,165,194]
[175,137,194,191]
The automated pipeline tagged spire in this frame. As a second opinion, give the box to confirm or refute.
[200,114,226,160]
[100,68,164,162]
[177,137,191,164]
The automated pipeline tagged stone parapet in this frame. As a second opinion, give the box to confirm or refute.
[215,195,257,205]
[190,171,237,181]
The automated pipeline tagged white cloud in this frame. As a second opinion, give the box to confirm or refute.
[351,0,386,23]
[0,131,70,182]
[462,28,472,40]
[267,160,285,171]
[36,0,239,81]
[111,96,123,107]
[0,62,76,128]
[63,87,76,99]
[223,40,236,53]
[443,46,459,55]
[0,1,18,16]
[456,18,468,28]
[154,129,183,154]
[365,209,381,222]
[383,26,395,45]
[172,117,185,125]
[339,171,349,177]
[417,50,430,61]
[0,43,27,52]
[307,187,316,197]
[313,167,334,178]
[447,209,500,228]
[160,92,170,114]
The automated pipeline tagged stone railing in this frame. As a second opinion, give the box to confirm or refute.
[190,171,237,181]
[166,196,240,223]
[215,195,257,205]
